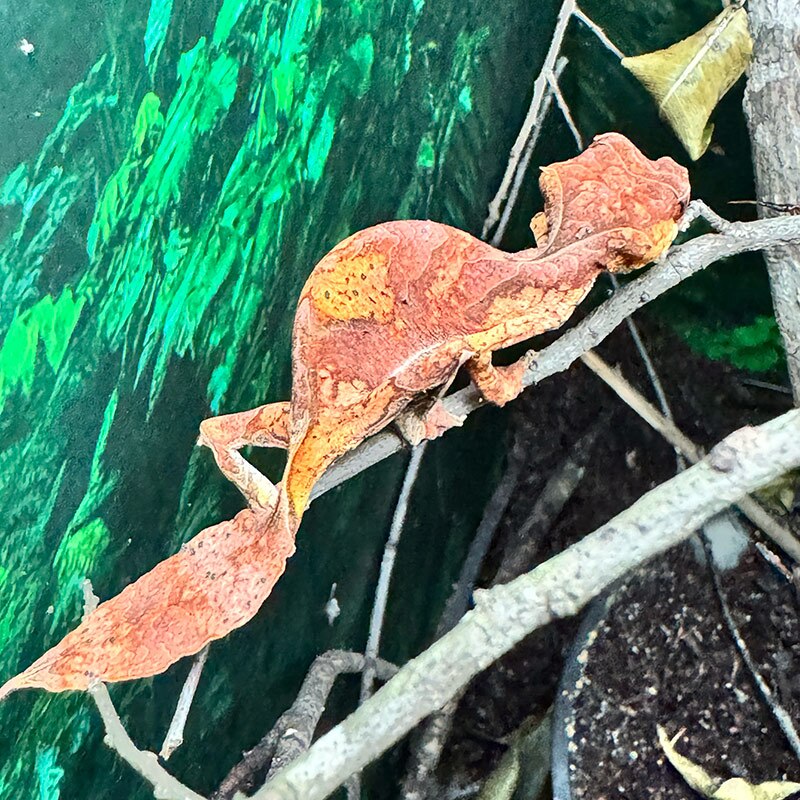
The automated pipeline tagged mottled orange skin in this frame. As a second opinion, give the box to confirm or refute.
[282,132,689,519]
[0,133,690,696]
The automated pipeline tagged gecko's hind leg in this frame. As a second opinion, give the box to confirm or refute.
[198,401,290,510]
[466,350,535,406]
[395,400,467,447]
[394,349,474,447]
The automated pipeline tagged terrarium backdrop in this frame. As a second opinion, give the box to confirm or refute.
[0,0,774,797]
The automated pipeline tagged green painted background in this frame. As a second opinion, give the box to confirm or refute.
[0,0,771,797]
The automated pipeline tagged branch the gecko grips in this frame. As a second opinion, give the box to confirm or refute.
[0,133,689,697]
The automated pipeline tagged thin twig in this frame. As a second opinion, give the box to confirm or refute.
[572,7,624,59]
[437,441,526,637]
[360,443,428,704]
[547,70,584,150]
[312,214,800,503]
[82,582,206,800]
[160,645,210,760]
[580,349,800,562]
[252,408,800,800]
[702,530,800,763]
[740,376,793,395]
[482,0,576,240]
[344,775,361,800]
[679,199,738,234]
[607,274,676,421]
[493,414,607,584]
[401,445,525,800]
[490,57,567,247]
[213,651,398,800]
[268,652,397,779]
[401,418,603,798]
[89,682,207,800]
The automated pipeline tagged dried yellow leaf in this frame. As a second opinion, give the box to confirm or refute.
[658,724,800,800]
[622,7,752,160]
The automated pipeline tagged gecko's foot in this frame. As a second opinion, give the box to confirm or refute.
[395,400,466,447]
[197,416,281,510]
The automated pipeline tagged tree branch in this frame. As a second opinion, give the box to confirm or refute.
[89,682,207,800]
[482,0,576,240]
[161,645,210,760]
[360,443,427,703]
[311,214,800,502]
[579,349,800,562]
[214,651,397,800]
[251,407,800,800]
[743,0,800,403]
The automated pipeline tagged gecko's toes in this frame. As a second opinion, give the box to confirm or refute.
[394,415,426,448]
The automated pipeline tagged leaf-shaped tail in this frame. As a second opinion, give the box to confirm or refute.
[0,501,295,697]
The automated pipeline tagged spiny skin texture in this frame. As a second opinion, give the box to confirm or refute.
[0,133,689,696]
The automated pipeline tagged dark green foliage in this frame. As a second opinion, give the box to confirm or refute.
[676,315,784,373]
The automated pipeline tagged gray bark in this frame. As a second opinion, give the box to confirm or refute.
[743,0,800,403]
[252,408,800,800]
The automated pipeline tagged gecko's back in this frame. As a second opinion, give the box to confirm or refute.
[290,134,688,420]
[279,133,688,517]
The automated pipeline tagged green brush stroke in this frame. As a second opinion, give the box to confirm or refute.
[0,0,591,797]
[0,289,84,412]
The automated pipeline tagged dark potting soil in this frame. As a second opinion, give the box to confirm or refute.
[568,540,800,799]
[438,320,800,796]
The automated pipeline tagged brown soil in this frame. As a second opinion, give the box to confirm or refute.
[567,542,800,800]
[438,318,800,797]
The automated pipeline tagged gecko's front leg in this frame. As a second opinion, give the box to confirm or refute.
[466,350,535,406]
[198,401,290,510]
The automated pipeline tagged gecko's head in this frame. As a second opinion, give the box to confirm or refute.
[538,132,690,273]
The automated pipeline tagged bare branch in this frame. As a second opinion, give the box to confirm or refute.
[572,7,624,59]
[312,214,800,503]
[89,681,207,800]
[743,0,800,402]
[703,530,800,762]
[489,57,567,247]
[606,271,680,453]
[400,445,525,800]
[214,651,397,800]
[547,71,584,150]
[580,351,702,460]
[482,0,576,240]
[579,349,800,562]
[161,645,210,760]
[361,443,428,703]
[252,408,800,800]
[493,415,606,584]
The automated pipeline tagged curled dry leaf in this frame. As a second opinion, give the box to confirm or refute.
[622,6,752,160]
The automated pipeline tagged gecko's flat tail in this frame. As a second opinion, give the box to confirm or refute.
[0,504,298,696]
